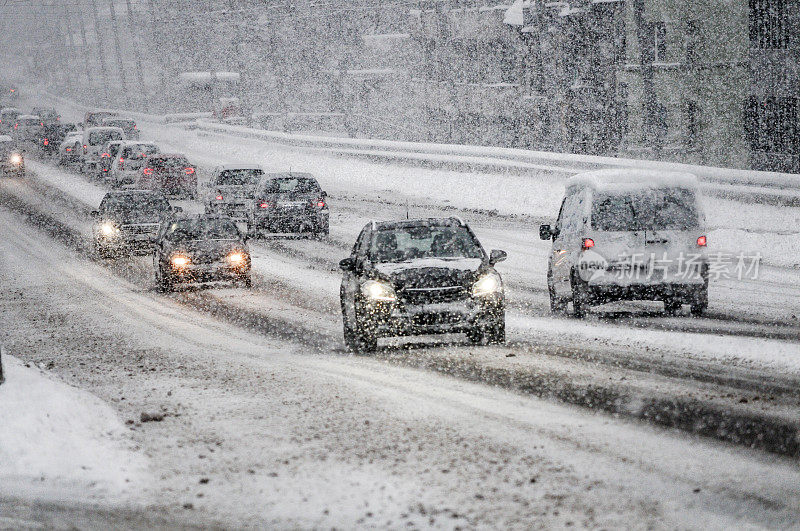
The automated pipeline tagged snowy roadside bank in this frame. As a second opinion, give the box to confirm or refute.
[43,90,800,202]
[0,352,148,504]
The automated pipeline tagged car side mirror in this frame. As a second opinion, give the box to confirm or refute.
[321,190,328,198]
[540,224,559,241]
[90,210,99,218]
[339,257,356,272]
[489,249,507,265]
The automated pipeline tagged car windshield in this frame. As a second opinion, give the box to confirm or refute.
[370,224,484,263]
[102,194,171,223]
[216,169,263,186]
[167,219,240,241]
[591,188,700,231]
[89,130,123,144]
[260,177,320,194]
[151,157,190,170]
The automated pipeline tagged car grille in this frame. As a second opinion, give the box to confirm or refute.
[121,223,159,235]
[400,286,469,305]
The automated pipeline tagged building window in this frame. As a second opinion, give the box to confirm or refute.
[685,20,700,66]
[749,0,789,49]
[643,21,667,64]
[745,96,799,154]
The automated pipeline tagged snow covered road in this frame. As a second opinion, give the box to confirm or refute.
[3,206,800,528]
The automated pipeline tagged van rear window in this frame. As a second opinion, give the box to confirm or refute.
[591,188,699,231]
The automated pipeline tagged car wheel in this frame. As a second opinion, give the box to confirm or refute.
[345,313,377,353]
[548,283,568,315]
[690,287,708,316]
[571,273,590,319]
[664,298,683,316]
[156,265,174,292]
[468,317,506,345]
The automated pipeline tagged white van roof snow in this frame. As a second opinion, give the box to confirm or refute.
[217,164,263,171]
[567,169,699,192]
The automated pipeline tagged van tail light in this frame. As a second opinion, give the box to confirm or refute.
[697,235,707,247]
[259,201,271,209]
[143,168,153,175]
[215,194,224,201]
[582,238,595,250]
[185,167,195,175]
[43,138,49,146]
[316,199,326,208]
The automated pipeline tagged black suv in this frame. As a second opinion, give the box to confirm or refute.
[339,218,507,352]
[91,190,179,257]
[153,216,251,291]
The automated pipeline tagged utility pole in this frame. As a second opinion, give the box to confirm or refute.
[77,5,95,91]
[148,0,168,108]
[63,5,84,92]
[124,0,147,106]
[108,0,131,107]
[89,0,111,104]
[633,0,660,155]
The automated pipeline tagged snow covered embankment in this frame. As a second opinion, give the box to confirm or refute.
[0,352,146,503]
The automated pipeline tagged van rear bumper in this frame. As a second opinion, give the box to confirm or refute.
[586,282,706,305]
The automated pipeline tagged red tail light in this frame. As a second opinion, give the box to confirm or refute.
[66,147,72,152]
[697,235,707,247]
[215,194,224,201]
[259,201,271,209]
[43,138,49,146]
[316,200,326,208]
[101,152,110,158]
[118,157,124,169]
[582,238,595,250]
[185,167,195,175]
[40,122,44,127]
[143,168,153,175]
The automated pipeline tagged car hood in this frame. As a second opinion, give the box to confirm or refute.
[373,257,484,289]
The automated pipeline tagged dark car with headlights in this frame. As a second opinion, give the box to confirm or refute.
[249,172,329,237]
[339,218,507,352]
[0,135,25,176]
[153,216,251,292]
[91,190,179,257]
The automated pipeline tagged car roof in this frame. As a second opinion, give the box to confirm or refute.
[103,117,135,123]
[217,163,263,171]
[566,169,699,192]
[18,114,38,119]
[147,153,186,159]
[372,217,467,231]
[103,189,167,199]
[86,126,125,133]
[0,135,13,142]
[120,140,156,147]
[262,172,315,179]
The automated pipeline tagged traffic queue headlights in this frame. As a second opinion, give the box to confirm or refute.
[99,222,119,237]
[170,254,190,268]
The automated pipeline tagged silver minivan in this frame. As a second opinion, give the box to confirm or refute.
[539,169,708,317]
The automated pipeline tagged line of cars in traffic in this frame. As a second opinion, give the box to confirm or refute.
[31,101,710,353]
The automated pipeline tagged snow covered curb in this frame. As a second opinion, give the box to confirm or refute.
[0,353,147,501]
